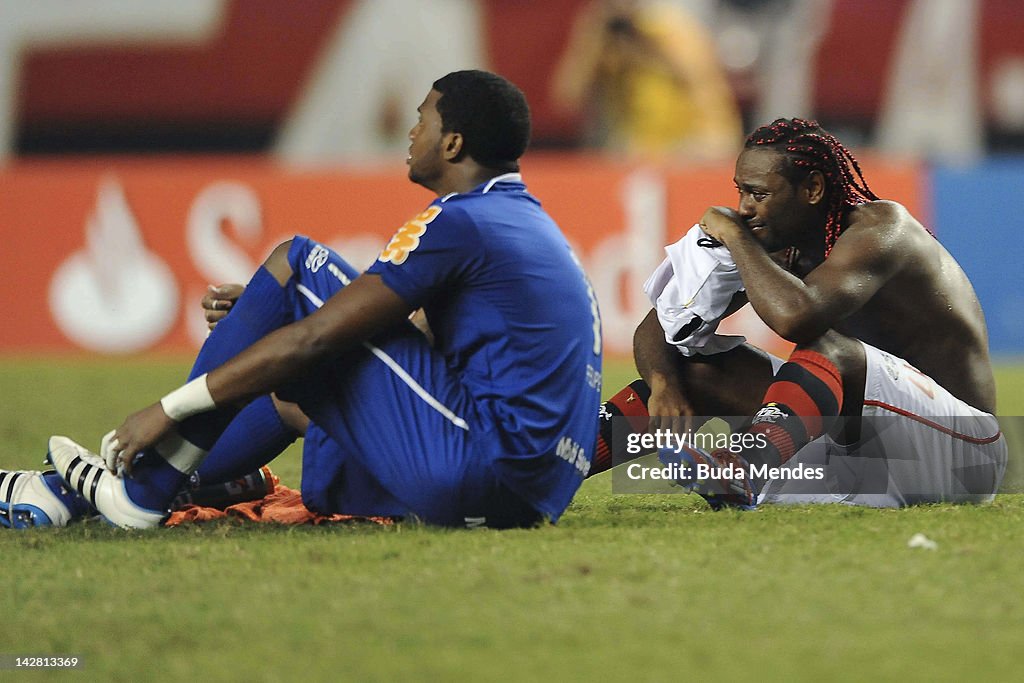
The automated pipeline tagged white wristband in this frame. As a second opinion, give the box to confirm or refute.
[160,374,216,422]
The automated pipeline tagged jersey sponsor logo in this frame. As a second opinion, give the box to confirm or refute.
[556,436,591,477]
[378,206,442,265]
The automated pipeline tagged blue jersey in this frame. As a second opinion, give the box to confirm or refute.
[366,173,602,519]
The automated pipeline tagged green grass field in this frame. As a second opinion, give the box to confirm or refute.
[2,357,1023,681]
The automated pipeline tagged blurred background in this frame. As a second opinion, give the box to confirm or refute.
[1,0,1021,360]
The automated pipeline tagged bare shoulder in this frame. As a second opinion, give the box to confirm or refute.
[825,201,933,280]
[847,200,920,234]
[843,200,931,250]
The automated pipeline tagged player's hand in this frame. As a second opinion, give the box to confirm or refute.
[699,206,745,245]
[106,403,176,476]
[201,284,245,330]
[646,382,693,436]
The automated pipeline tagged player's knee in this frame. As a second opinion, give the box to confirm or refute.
[263,240,294,286]
[795,331,863,377]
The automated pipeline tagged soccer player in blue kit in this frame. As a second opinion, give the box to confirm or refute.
[5,70,602,530]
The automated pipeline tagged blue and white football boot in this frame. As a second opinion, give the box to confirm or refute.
[47,436,167,529]
[658,443,759,511]
[0,468,92,528]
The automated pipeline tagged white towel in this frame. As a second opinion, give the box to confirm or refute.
[642,224,746,356]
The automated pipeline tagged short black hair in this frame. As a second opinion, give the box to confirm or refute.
[432,70,531,169]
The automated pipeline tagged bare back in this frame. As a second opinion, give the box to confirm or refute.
[821,202,996,413]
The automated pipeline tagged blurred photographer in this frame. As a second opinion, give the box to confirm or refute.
[551,0,741,160]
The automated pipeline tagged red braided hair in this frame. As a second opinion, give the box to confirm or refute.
[745,118,879,257]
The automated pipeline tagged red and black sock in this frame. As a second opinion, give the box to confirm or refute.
[746,349,844,468]
[590,379,650,477]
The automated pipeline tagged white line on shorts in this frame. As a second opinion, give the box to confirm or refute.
[295,283,470,431]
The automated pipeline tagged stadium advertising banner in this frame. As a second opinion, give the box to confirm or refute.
[0,155,923,357]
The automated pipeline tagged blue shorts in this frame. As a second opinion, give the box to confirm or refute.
[278,236,544,529]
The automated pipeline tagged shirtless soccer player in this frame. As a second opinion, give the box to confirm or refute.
[599,118,1006,508]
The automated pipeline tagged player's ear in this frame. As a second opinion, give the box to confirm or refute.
[803,170,826,205]
[442,132,464,162]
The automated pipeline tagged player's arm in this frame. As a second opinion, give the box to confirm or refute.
[112,274,413,469]
[634,308,686,415]
[700,204,904,343]
[202,282,433,343]
[634,308,696,431]
[204,273,411,402]
[635,289,747,426]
